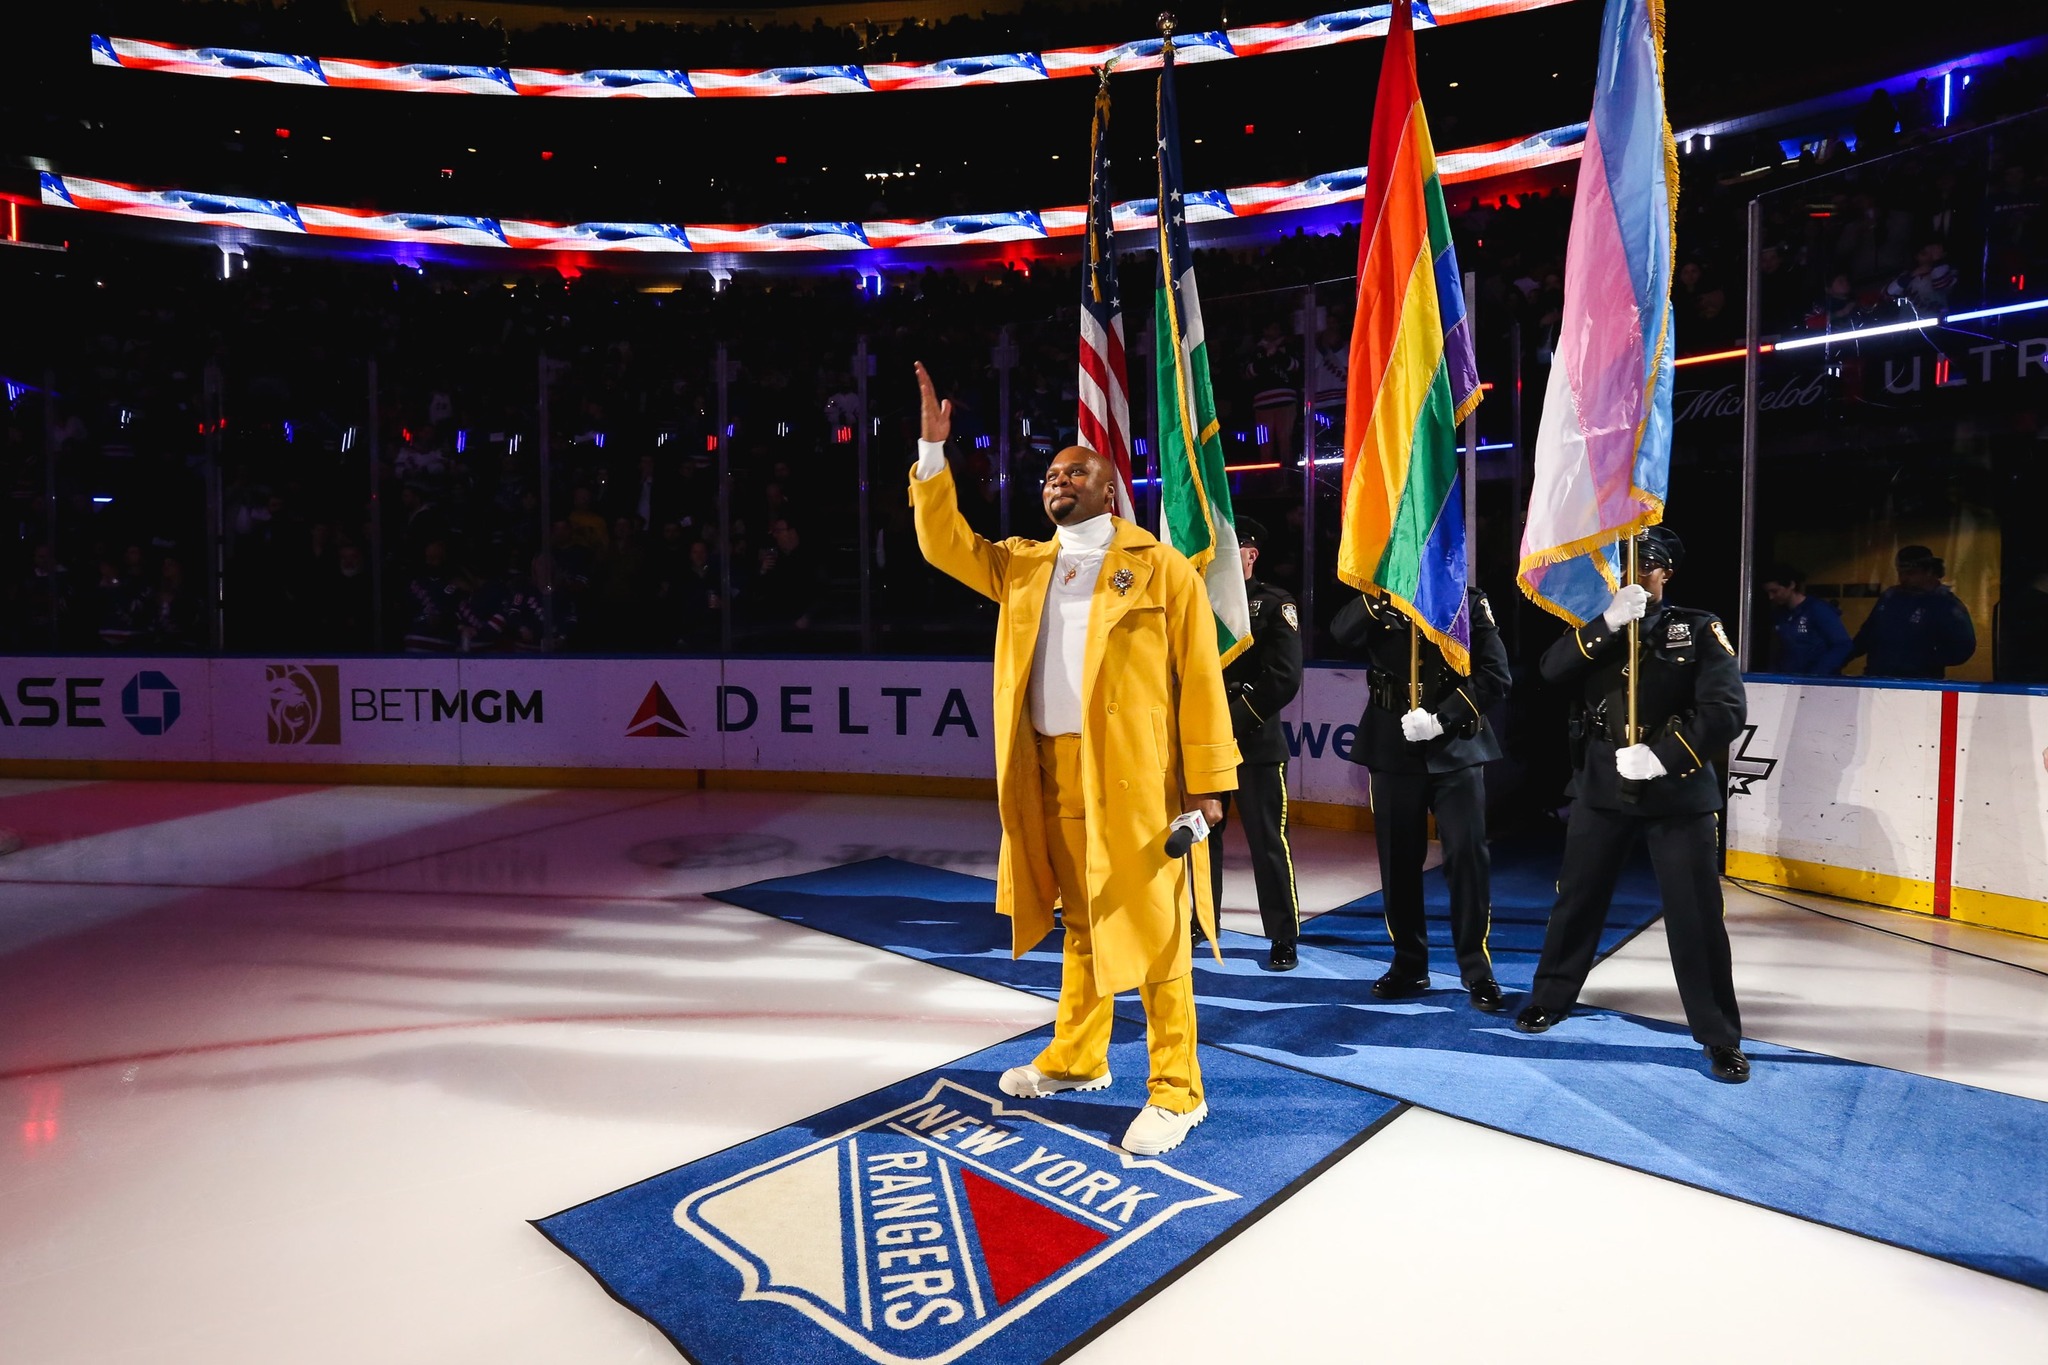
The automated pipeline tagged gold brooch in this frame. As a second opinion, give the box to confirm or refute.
[1112,569,1135,596]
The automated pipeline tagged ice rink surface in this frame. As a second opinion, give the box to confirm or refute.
[0,779,2043,1364]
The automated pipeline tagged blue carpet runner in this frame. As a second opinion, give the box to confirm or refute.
[710,855,2048,1291]
[538,1024,1401,1365]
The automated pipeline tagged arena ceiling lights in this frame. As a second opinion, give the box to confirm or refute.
[36,124,1582,255]
[89,0,1570,101]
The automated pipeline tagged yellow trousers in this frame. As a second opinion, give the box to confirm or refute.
[1031,734,1203,1113]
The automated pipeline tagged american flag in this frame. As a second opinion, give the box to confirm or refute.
[1078,67,1138,520]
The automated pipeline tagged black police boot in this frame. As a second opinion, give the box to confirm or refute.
[1514,1002,1570,1033]
[1705,1045,1751,1083]
[1465,978,1505,1013]
[1266,940,1298,972]
[1370,970,1431,1000]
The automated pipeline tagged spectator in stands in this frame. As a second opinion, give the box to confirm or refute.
[136,557,200,648]
[1245,320,1302,457]
[1886,242,1958,313]
[566,485,609,553]
[16,543,71,647]
[751,517,821,640]
[403,539,466,652]
[668,535,723,648]
[502,553,574,651]
[94,558,139,648]
[1848,545,1976,679]
[323,541,376,649]
[1810,272,1861,331]
[1762,565,1851,675]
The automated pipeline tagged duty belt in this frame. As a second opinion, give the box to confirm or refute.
[1368,672,1438,713]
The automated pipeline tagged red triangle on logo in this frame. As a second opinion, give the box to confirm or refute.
[957,1166,1111,1305]
[627,683,688,738]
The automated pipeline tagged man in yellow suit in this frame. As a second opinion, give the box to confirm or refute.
[909,362,1239,1157]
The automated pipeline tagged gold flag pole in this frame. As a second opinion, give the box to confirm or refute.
[1626,533,1640,744]
[1408,614,1421,710]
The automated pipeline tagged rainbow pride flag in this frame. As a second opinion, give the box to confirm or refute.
[1337,0,1481,674]
[1517,0,1676,625]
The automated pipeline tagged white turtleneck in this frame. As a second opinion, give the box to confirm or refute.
[915,440,1109,737]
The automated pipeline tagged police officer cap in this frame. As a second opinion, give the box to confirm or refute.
[1236,516,1268,548]
[1895,543,1938,569]
[1637,525,1684,570]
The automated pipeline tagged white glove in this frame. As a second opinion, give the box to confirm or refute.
[1601,583,1651,631]
[1615,744,1667,781]
[1400,708,1445,743]
[913,438,946,481]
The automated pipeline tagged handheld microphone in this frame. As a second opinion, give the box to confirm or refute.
[1164,810,1211,859]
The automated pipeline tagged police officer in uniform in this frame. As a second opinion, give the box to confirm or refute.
[1331,581,1511,1011]
[1209,517,1304,970]
[1515,526,1751,1083]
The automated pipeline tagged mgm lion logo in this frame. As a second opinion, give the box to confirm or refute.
[264,664,341,745]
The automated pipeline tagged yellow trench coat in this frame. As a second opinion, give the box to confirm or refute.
[910,464,1240,995]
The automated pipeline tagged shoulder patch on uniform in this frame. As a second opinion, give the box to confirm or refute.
[1471,591,1495,628]
[1710,620,1736,655]
[1281,602,1299,630]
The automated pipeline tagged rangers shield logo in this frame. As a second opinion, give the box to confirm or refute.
[673,1079,1235,1364]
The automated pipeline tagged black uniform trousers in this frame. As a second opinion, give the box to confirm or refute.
[1530,803,1742,1048]
[1209,761,1300,944]
[1370,766,1494,984]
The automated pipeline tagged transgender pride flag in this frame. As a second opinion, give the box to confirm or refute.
[1517,0,1676,626]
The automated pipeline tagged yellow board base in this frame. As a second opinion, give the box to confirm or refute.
[0,759,1378,833]
[1726,848,2047,942]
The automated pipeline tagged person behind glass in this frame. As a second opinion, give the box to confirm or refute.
[1762,564,1851,675]
[907,362,1239,1157]
[1515,526,1752,1084]
[1208,516,1304,972]
[1848,545,1976,679]
[1330,580,1511,1012]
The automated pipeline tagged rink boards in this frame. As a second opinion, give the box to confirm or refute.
[1728,678,2048,939]
[0,654,1375,806]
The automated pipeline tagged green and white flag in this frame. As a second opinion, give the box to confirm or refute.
[1154,35,1252,665]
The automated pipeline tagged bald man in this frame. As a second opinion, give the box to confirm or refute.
[909,362,1239,1156]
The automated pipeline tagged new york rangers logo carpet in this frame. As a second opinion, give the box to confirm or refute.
[536,1024,1400,1365]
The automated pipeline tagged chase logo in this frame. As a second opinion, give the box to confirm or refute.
[265,664,341,745]
[120,670,181,736]
[673,1080,1236,1364]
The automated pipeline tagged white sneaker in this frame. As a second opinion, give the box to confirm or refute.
[999,1064,1112,1099]
[1121,1101,1209,1156]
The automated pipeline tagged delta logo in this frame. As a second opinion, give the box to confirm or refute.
[672,1080,1236,1365]
[627,683,689,739]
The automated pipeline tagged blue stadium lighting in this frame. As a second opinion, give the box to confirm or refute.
[455,429,467,454]
[92,496,113,504]
[1944,298,2048,323]
[1774,316,1938,352]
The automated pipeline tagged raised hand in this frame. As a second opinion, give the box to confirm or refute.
[913,361,952,445]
